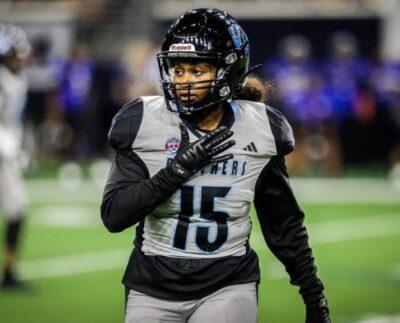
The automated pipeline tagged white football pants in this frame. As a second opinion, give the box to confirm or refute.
[125,282,258,323]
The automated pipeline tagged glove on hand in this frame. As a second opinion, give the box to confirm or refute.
[168,123,235,179]
[305,298,331,323]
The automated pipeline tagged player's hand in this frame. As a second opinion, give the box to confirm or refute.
[305,298,331,323]
[168,123,235,178]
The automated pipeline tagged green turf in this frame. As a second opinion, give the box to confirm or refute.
[0,180,399,323]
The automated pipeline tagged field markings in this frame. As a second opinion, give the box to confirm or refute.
[392,263,400,281]
[307,213,400,244]
[26,178,400,204]
[20,249,130,280]
[252,213,400,279]
[290,178,400,204]
[250,213,400,250]
[32,205,100,227]
[19,213,400,281]
[349,314,400,323]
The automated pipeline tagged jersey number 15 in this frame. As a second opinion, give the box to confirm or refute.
[173,186,231,253]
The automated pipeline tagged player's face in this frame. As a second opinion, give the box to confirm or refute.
[173,61,216,104]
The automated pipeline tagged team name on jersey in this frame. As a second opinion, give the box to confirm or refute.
[166,158,248,176]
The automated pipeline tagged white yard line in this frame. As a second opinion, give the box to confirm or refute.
[307,213,400,244]
[26,178,400,204]
[349,314,400,323]
[20,214,400,281]
[250,213,400,250]
[19,249,130,280]
[392,263,400,281]
[290,178,400,204]
[254,213,400,279]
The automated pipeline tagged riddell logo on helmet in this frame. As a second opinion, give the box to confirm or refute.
[169,44,195,51]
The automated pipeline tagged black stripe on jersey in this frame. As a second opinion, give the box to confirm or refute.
[220,102,235,129]
[124,150,150,179]
[108,98,144,151]
[122,246,260,301]
[243,142,258,152]
[250,142,258,152]
[265,105,295,156]
[134,220,145,250]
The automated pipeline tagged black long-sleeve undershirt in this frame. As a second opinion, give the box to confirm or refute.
[254,156,324,305]
[101,151,186,232]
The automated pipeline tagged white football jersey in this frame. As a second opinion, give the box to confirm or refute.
[128,96,285,258]
[0,65,28,160]
[0,65,28,127]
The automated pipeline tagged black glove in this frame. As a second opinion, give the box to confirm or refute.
[305,297,331,323]
[168,123,235,179]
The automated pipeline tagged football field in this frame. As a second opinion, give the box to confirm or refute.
[0,175,399,323]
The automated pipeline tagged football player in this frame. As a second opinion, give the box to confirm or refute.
[0,23,31,289]
[101,8,330,323]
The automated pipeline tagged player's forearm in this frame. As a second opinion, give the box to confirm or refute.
[101,181,162,232]
[262,209,325,303]
[101,153,186,232]
[254,156,325,304]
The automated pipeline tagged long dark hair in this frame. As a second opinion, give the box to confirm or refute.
[236,76,274,103]
[181,76,274,125]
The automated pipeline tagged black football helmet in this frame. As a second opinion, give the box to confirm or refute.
[157,8,250,115]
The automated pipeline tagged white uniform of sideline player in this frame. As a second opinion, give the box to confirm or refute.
[0,23,31,289]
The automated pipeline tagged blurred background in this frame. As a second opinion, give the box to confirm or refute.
[0,0,399,322]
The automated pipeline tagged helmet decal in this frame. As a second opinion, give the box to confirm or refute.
[228,24,248,49]
[169,44,195,52]
[244,44,250,55]
[225,52,237,64]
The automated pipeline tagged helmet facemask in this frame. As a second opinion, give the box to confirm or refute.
[157,53,233,115]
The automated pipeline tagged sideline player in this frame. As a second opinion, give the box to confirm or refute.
[101,8,331,323]
[0,23,31,289]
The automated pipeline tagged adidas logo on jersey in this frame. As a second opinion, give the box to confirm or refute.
[243,142,258,152]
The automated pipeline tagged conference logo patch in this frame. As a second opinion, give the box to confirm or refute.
[165,137,180,153]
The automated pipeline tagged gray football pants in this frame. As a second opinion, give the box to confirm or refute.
[125,282,258,323]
